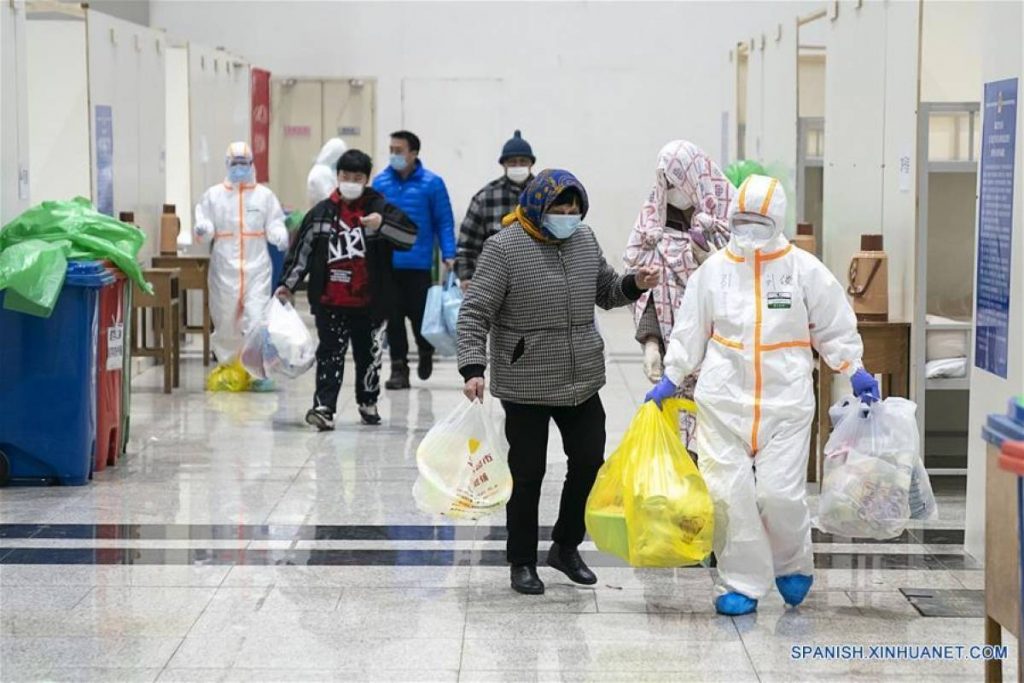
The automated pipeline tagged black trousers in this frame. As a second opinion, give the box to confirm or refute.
[314,308,386,412]
[387,269,434,362]
[501,394,606,565]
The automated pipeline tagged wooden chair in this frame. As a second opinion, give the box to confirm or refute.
[151,256,212,366]
[131,268,181,393]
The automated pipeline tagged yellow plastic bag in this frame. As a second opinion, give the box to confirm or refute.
[205,358,252,392]
[585,399,714,567]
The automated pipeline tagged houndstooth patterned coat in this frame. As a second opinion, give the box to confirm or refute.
[457,221,641,407]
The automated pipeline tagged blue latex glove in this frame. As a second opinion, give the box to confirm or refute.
[645,376,677,408]
[851,368,880,404]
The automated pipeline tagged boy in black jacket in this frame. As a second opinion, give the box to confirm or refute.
[276,149,417,429]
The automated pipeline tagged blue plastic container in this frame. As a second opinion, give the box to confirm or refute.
[985,396,1024,650]
[269,243,285,294]
[0,261,114,485]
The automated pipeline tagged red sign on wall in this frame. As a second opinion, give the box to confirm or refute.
[251,68,271,183]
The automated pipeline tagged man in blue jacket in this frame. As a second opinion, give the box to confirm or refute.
[372,130,456,390]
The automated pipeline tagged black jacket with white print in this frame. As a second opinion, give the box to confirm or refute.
[457,221,643,407]
[279,187,417,322]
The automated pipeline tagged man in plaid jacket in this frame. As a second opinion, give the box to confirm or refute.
[454,130,535,291]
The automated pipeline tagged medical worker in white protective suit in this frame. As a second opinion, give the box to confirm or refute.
[194,142,289,368]
[645,174,879,616]
[306,137,348,206]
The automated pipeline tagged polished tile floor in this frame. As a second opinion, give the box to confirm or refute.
[0,309,1016,682]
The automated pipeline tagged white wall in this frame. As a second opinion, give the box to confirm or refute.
[760,22,799,235]
[186,44,250,217]
[822,0,920,324]
[920,0,982,104]
[150,0,820,260]
[165,45,191,233]
[798,53,826,118]
[26,19,90,204]
[744,39,766,166]
[964,0,1024,562]
[1,0,31,223]
[86,9,166,261]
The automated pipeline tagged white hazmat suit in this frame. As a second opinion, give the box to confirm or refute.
[662,174,864,601]
[306,138,348,207]
[195,142,288,363]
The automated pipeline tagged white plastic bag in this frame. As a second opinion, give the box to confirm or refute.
[240,298,316,380]
[413,399,512,519]
[816,396,936,539]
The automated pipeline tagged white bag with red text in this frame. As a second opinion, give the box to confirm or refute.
[413,399,512,519]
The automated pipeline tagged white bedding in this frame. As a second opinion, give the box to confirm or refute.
[926,356,967,379]
[926,314,970,361]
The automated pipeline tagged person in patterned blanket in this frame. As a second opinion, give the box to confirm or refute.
[623,140,735,454]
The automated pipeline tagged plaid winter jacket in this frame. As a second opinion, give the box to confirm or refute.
[457,221,643,407]
[454,176,529,281]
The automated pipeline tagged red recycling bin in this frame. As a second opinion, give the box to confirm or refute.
[94,264,127,471]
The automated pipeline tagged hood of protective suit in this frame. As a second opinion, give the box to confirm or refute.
[226,141,253,164]
[314,138,347,168]
[306,139,348,207]
[727,174,787,251]
[307,165,339,206]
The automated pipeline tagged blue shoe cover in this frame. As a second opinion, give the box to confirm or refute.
[715,592,758,616]
[776,573,813,606]
[249,377,276,393]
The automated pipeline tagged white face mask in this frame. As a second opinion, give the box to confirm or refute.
[666,187,693,211]
[338,181,365,201]
[731,216,778,250]
[506,166,531,184]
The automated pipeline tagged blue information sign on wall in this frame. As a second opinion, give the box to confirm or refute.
[94,105,114,217]
[975,78,1018,379]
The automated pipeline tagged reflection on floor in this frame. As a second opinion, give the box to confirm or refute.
[0,310,1016,682]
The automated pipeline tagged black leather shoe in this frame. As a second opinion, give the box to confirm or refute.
[385,361,410,390]
[547,543,597,585]
[510,564,545,595]
[417,353,433,381]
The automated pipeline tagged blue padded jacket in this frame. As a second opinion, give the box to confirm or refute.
[372,161,456,271]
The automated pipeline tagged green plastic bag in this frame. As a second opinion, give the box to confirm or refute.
[284,210,305,232]
[0,197,152,317]
[0,240,68,317]
[723,159,766,188]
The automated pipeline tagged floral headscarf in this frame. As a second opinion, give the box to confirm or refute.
[623,140,735,343]
[502,169,589,242]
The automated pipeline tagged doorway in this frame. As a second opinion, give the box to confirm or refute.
[797,11,827,256]
[269,78,376,212]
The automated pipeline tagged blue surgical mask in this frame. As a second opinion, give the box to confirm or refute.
[542,214,583,240]
[228,164,254,184]
[389,154,409,172]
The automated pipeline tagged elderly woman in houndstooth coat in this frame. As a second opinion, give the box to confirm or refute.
[457,169,660,596]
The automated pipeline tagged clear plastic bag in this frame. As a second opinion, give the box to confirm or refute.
[421,273,460,357]
[585,399,714,567]
[816,396,937,539]
[240,298,316,380]
[413,399,512,519]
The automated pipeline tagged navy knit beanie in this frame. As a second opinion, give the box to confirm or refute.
[499,130,535,164]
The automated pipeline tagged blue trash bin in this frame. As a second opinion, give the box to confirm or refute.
[0,261,114,485]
